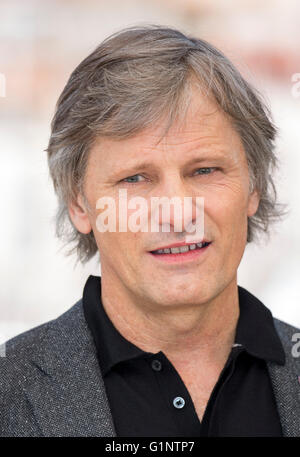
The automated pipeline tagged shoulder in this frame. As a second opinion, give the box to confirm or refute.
[273,317,300,340]
[0,298,93,436]
[0,299,84,395]
[3,298,84,354]
[273,317,300,354]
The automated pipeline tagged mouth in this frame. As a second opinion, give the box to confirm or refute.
[148,241,212,263]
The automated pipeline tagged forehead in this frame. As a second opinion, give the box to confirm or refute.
[89,89,243,167]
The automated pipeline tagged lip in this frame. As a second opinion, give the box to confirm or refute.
[149,240,211,252]
[148,242,212,264]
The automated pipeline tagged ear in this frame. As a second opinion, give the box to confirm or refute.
[68,194,92,234]
[247,189,260,218]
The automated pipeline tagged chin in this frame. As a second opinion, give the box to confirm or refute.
[157,288,206,308]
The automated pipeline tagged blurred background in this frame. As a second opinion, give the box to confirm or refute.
[0,0,300,343]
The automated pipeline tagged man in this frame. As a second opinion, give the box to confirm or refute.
[1,24,299,437]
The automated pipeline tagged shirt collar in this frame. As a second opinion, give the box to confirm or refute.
[235,285,285,365]
[83,275,285,376]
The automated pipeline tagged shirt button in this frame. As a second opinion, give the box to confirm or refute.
[151,359,162,371]
[173,396,185,409]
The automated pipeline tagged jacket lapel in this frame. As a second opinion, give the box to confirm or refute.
[25,301,117,437]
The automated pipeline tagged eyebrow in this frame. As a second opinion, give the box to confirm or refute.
[112,153,227,176]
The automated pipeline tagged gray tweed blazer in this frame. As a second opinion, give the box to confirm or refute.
[0,298,299,437]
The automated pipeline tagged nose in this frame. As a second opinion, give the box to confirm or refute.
[149,173,203,237]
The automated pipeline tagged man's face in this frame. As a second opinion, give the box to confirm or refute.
[71,89,259,311]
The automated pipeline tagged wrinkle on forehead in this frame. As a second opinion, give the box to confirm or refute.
[136,95,234,150]
[129,115,243,165]
[89,84,245,173]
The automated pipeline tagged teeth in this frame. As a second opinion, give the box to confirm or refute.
[178,245,189,253]
[152,242,208,255]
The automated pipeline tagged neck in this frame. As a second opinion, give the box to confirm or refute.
[100,272,240,369]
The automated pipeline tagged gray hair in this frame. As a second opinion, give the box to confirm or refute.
[46,24,287,265]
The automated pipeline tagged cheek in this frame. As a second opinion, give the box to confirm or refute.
[206,194,244,217]
[93,219,141,257]
[203,186,249,235]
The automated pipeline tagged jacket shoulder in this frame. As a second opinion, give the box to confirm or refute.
[273,317,300,343]
[272,316,300,372]
[0,299,84,396]
[4,299,83,354]
[0,299,89,436]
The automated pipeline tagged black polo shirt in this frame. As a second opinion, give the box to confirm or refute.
[82,275,285,437]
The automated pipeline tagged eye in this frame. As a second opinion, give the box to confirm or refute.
[121,174,145,184]
[194,167,217,176]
